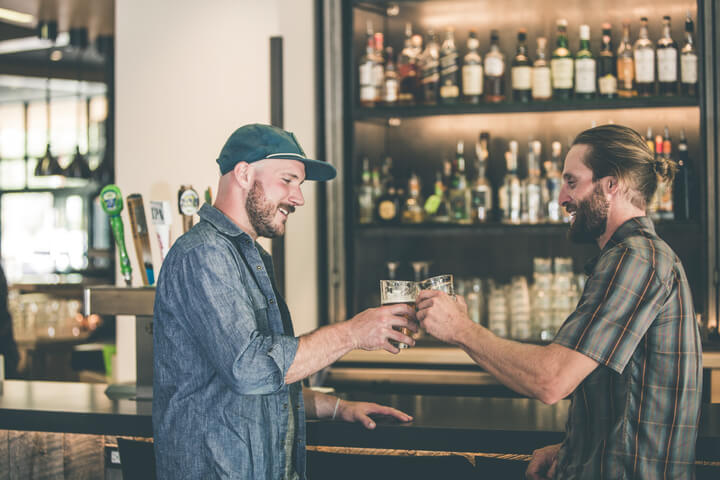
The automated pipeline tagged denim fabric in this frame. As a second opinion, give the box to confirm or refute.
[153,203,304,479]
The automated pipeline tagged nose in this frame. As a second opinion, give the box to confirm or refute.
[289,184,305,207]
[558,183,571,207]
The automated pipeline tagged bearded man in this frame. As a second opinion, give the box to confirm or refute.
[417,125,702,479]
[153,124,416,479]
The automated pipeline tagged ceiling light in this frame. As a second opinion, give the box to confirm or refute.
[0,7,34,25]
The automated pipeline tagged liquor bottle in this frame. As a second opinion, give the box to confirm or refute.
[359,23,378,107]
[657,16,679,95]
[649,133,664,220]
[523,141,544,224]
[500,141,522,224]
[449,140,471,223]
[598,23,618,98]
[462,29,484,103]
[532,37,552,101]
[383,46,399,105]
[357,157,374,224]
[439,28,460,104]
[575,24,596,99]
[545,141,563,222]
[371,167,383,201]
[419,31,440,104]
[673,129,693,220]
[511,29,532,103]
[658,126,675,219]
[402,171,425,224]
[372,32,386,104]
[681,13,698,97]
[551,19,573,100]
[380,155,394,193]
[375,185,401,224]
[645,126,655,155]
[472,132,493,223]
[425,171,452,223]
[634,17,655,96]
[484,30,506,103]
[617,20,636,97]
[397,23,420,105]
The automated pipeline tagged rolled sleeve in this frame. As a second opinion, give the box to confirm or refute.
[171,243,299,394]
[554,247,667,374]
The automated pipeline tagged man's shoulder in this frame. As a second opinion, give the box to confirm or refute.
[603,230,679,281]
[161,222,238,274]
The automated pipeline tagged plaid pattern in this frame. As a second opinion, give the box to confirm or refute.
[553,216,702,479]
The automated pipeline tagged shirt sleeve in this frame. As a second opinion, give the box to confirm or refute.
[167,243,299,395]
[553,246,668,374]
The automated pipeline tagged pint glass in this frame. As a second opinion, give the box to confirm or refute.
[380,280,418,349]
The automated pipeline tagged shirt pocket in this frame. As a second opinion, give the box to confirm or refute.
[247,284,270,333]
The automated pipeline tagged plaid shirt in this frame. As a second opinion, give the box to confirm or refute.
[553,216,702,479]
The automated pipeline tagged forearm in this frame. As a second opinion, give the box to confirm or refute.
[285,322,355,384]
[303,389,340,419]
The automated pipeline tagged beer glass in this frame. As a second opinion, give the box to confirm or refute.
[380,280,418,349]
[418,274,455,296]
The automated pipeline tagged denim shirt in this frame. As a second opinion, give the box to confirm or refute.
[153,204,305,479]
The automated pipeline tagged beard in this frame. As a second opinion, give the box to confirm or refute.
[567,183,609,244]
[246,180,285,238]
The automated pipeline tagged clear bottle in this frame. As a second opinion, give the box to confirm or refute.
[358,22,378,107]
[484,30,506,103]
[402,171,425,224]
[449,140,471,223]
[657,16,679,95]
[524,141,544,224]
[598,23,617,98]
[511,29,532,103]
[681,12,698,97]
[472,132,493,223]
[551,19,573,100]
[575,24,596,99]
[500,141,522,224]
[545,141,563,222]
[419,31,441,104]
[439,28,460,104]
[397,23,420,105]
[372,32,386,104]
[357,157,374,224]
[532,37,552,101]
[617,20,636,97]
[462,29,484,103]
[634,17,656,96]
[383,46,399,105]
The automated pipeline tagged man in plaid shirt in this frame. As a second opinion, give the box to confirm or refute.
[417,124,702,479]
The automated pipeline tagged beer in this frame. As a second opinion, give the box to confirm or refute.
[380,280,418,349]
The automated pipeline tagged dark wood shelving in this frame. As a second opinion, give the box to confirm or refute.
[354,96,699,120]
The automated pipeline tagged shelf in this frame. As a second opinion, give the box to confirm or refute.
[353,96,699,120]
[355,220,702,238]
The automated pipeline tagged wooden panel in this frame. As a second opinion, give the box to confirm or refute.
[0,430,8,480]
[63,434,104,479]
[711,370,720,404]
[8,431,63,480]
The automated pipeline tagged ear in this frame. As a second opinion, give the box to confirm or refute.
[232,162,253,189]
[604,176,619,195]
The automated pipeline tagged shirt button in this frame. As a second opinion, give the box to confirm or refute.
[283,403,288,409]
[257,265,262,270]
[269,298,275,304]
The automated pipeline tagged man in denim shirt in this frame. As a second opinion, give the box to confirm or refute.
[153,124,416,479]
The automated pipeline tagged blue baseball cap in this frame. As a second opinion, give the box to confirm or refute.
[216,124,337,181]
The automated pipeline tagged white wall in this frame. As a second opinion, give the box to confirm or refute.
[115,0,318,381]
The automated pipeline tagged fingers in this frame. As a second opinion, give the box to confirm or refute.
[369,405,413,422]
[382,303,416,319]
[387,328,415,348]
[383,341,401,354]
[358,413,376,429]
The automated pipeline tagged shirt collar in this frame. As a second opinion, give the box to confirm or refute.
[583,216,655,274]
[198,203,252,239]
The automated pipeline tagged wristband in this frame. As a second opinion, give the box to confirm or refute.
[331,398,341,420]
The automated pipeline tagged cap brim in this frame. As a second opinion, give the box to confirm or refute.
[268,155,337,181]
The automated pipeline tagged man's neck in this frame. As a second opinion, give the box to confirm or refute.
[213,199,258,241]
[595,206,646,249]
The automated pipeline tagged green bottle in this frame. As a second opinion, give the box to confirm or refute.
[551,19,573,100]
[574,24,596,99]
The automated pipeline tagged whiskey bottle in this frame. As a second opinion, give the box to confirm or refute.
[439,28,460,104]
[551,19,573,100]
[419,31,440,104]
[383,47,399,105]
[375,186,401,224]
[511,29,532,103]
[402,171,425,224]
[462,29,484,103]
[617,20,636,97]
[523,141,544,224]
[574,24,596,99]
[357,157,374,224]
[500,141,522,224]
[532,37,552,101]
[598,23,618,98]
[545,141,564,222]
[372,32,386,104]
[472,132,493,223]
[657,16,679,95]
[359,23,378,107]
[449,140,471,223]
[484,30,506,103]
[634,17,656,96]
[680,13,698,97]
[397,23,420,105]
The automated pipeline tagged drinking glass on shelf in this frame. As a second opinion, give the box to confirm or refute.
[380,279,418,349]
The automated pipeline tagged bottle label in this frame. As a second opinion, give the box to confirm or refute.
[440,53,459,75]
[634,49,655,82]
[551,58,573,89]
[484,57,504,76]
[575,58,596,93]
[440,83,460,99]
[532,67,552,99]
[462,64,484,95]
[681,53,698,84]
[373,64,385,87]
[617,57,635,89]
[511,65,532,90]
[384,79,398,103]
[360,86,376,102]
[359,62,374,86]
[421,59,440,84]
[598,74,618,94]
[657,48,678,82]
[378,200,397,220]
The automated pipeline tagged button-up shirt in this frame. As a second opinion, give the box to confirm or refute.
[553,216,702,479]
[153,204,305,479]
